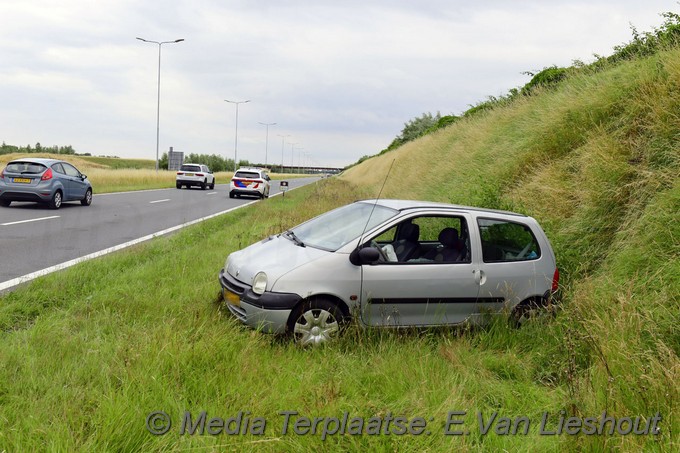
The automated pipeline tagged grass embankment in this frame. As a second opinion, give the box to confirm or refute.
[1,47,678,453]
[0,153,305,193]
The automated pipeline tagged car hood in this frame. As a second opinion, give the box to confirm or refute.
[226,234,330,291]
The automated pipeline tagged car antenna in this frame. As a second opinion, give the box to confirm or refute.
[358,159,395,244]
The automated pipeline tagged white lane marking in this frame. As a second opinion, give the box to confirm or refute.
[0,182,306,292]
[206,192,217,195]
[149,199,170,204]
[1,215,60,226]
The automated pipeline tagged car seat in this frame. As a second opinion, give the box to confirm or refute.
[423,227,463,262]
[393,222,420,262]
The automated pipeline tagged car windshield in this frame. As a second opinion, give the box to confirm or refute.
[290,202,398,251]
[180,165,201,172]
[6,162,47,174]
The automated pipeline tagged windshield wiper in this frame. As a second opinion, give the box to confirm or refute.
[283,230,305,247]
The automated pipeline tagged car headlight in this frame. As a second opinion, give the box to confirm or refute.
[252,272,268,295]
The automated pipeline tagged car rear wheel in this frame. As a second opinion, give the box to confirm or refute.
[201,179,207,190]
[511,298,553,327]
[81,188,92,206]
[176,183,182,189]
[289,299,345,346]
[49,190,62,210]
[209,180,215,190]
[229,191,235,199]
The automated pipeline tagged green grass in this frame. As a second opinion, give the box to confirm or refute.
[79,156,157,170]
[2,44,679,452]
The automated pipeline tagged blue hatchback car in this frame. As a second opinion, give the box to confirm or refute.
[0,158,93,209]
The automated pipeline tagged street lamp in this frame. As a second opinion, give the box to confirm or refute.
[277,134,291,172]
[136,37,184,172]
[258,122,276,169]
[289,142,299,171]
[225,99,250,172]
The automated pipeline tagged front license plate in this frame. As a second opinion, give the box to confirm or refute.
[225,291,241,307]
[13,178,31,183]
[185,173,194,177]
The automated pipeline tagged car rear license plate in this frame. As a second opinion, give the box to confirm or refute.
[13,178,31,183]
[185,173,194,177]
[225,291,241,307]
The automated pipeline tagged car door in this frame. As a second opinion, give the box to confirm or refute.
[61,163,87,200]
[359,213,481,327]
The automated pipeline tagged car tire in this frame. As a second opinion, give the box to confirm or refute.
[176,183,182,189]
[209,180,215,190]
[288,298,346,346]
[0,200,10,207]
[201,180,207,190]
[229,191,235,199]
[49,190,62,210]
[81,188,92,206]
[511,298,553,328]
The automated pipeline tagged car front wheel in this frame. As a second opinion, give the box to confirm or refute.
[289,299,346,346]
[0,200,10,207]
[81,188,92,206]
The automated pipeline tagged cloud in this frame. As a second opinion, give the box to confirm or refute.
[0,1,674,166]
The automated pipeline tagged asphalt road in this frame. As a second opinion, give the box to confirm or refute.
[0,177,318,290]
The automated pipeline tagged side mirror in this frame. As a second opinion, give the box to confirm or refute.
[349,247,380,266]
[81,174,87,180]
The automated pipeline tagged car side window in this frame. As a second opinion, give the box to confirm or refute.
[368,215,470,264]
[52,163,65,174]
[62,163,81,177]
[477,218,541,262]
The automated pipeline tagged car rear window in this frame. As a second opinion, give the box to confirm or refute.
[6,162,47,174]
[234,171,260,179]
[180,165,201,172]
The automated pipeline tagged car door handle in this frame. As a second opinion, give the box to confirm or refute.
[473,269,487,286]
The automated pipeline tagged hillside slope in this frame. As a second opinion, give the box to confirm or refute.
[343,47,679,442]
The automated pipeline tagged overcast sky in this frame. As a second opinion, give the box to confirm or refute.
[0,1,676,168]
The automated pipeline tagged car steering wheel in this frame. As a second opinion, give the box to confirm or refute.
[370,240,389,262]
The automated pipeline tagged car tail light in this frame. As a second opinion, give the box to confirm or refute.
[551,267,559,292]
[41,168,53,181]
[177,172,184,175]
[196,173,204,177]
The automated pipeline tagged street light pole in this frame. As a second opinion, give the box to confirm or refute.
[225,99,250,172]
[258,122,276,169]
[277,134,291,172]
[136,37,184,172]
[289,142,298,172]
[297,147,304,174]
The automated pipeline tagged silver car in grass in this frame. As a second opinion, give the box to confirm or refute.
[219,200,559,345]
[0,158,93,209]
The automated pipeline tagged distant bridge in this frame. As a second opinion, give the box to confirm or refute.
[274,166,342,175]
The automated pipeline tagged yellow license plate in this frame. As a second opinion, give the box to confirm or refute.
[185,173,194,177]
[13,178,31,183]
[225,291,241,307]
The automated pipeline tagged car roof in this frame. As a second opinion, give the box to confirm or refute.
[8,157,62,165]
[181,163,203,166]
[358,199,529,218]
